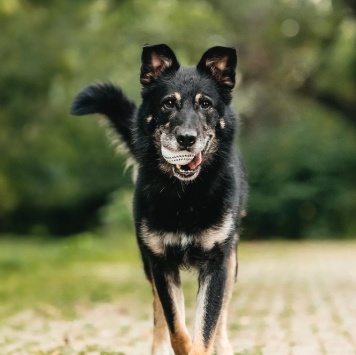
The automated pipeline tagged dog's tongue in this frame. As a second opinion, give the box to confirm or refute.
[187,152,202,170]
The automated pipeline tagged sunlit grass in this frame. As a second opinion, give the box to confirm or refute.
[0,232,142,319]
[1,236,355,320]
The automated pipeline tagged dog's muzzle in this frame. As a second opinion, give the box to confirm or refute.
[161,145,203,179]
[161,137,211,181]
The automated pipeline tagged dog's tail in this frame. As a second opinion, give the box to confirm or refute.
[70,82,137,155]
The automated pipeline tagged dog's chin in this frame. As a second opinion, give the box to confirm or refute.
[172,163,201,182]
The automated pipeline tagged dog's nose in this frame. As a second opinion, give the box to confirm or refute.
[176,129,197,148]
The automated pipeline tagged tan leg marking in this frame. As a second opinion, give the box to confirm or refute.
[171,335,191,355]
[166,275,192,355]
[189,240,238,355]
[214,245,237,355]
[188,345,212,355]
[151,281,172,355]
[188,339,214,355]
[189,275,216,355]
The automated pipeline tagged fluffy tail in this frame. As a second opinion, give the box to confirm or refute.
[70,82,137,155]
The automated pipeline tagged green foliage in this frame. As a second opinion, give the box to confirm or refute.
[242,96,356,238]
[0,0,230,235]
[0,0,355,238]
[100,188,135,237]
[210,0,356,238]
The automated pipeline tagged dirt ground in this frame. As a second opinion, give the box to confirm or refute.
[1,242,356,354]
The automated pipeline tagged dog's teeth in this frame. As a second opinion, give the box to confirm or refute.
[176,164,181,169]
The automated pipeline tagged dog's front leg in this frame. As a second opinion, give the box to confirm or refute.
[189,262,228,355]
[151,279,172,355]
[214,246,237,355]
[151,264,192,355]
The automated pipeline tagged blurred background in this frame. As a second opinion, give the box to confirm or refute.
[1,0,355,240]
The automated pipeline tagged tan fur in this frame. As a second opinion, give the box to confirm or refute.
[189,242,237,355]
[166,275,192,354]
[173,92,182,103]
[151,283,172,354]
[151,276,191,355]
[205,56,235,87]
[214,243,237,354]
[208,56,228,72]
[188,346,212,355]
[144,227,238,355]
[171,334,192,355]
[141,53,173,84]
[141,212,234,255]
[201,212,234,250]
[97,116,139,183]
[141,220,165,255]
[190,275,215,355]
[194,93,202,104]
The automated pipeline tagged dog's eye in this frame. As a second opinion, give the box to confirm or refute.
[162,98,175,110]
[200,98,212,110]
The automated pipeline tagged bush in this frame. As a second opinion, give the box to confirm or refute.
[241,96,356,239]
[100,188,134,238]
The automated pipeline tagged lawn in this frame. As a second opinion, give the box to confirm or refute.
[0,235,355,354]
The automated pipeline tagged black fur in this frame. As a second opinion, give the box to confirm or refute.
[71,82,136,153]
[71,44,247,354]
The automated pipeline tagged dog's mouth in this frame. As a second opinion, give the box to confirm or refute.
[160,135,213,181]
[173,152,202,180]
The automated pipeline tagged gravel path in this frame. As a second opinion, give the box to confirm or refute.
[1,242,355,354]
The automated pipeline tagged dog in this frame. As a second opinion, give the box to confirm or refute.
[71,44,247,355]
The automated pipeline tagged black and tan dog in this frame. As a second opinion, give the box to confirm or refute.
[71,44,247,355]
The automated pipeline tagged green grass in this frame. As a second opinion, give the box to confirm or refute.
[0,232,143,319]
[1,236,354,320]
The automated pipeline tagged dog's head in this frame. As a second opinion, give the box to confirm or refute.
[138,44,237,182]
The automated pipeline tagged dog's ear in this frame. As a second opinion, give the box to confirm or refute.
[197,46,237,89]
[140,44,180,85]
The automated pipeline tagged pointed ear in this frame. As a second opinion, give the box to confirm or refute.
[197,46,237,88]
[140,44,180,85]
